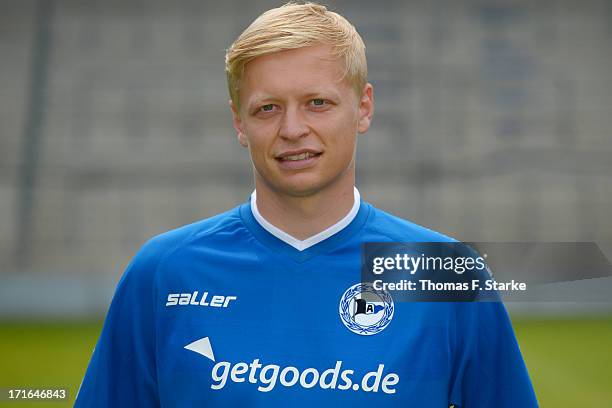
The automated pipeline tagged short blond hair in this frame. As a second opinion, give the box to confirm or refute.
[225,2,367,110]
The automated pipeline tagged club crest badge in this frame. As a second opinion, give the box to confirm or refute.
[339,282,394,336]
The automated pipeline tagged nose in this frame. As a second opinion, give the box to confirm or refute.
[278,106,309,141]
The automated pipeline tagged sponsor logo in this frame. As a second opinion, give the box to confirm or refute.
[184,337,400,394]
[339,283,394,336]
[165,291,237,308]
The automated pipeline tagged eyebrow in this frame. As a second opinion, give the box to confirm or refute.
[303,91,341,101]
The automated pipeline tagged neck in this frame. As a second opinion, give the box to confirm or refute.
[254,179,356,240]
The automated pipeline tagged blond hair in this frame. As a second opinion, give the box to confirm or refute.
[225,2,367,110]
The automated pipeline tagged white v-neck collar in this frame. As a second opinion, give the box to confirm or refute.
[250,187,361,252]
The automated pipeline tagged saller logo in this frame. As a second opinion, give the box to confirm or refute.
[184,337,400,394]
[166,291,237,308]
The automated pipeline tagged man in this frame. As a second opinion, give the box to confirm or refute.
[76,2,538,407]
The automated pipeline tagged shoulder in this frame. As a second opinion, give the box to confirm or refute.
[127,205,245,274]
[364,203,456,243]
[149,205,243,250]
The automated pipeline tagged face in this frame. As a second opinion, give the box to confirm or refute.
[230,45,374,198]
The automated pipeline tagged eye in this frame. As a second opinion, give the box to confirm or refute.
[310,98,327,107]
[260,104,275,112]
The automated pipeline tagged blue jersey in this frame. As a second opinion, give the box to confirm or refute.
[76,198,538,407]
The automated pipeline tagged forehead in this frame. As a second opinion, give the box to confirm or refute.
[240,45,352,104]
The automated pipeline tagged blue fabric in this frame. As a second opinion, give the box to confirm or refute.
[75,199,538,407]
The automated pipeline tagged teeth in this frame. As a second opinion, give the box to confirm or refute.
[283,152,315,161]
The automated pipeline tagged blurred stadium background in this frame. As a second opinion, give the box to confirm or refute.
[0,0,611,406]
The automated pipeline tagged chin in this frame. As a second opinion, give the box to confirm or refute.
[265,175,323,197]
[257,166,354,198]
[276,183,325,198]
[275,173,350,198]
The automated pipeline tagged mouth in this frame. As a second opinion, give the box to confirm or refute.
[276,151,322,161]
[275,149,323,169]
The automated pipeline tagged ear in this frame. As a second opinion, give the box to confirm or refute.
[230,100,248,147]
[357,83,374,134]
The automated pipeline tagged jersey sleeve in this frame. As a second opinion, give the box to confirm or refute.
[449,301,539,408]
[75,238,164,407]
